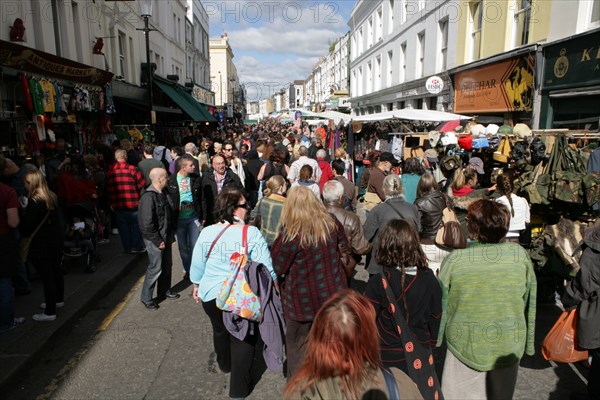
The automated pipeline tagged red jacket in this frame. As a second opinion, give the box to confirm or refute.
[317,158,334,192]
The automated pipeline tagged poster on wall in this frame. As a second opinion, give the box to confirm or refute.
[454,54,535,113]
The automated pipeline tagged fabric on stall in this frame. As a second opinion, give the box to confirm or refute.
[391,135,404,162]
[29,77,44,115]
[105,83,116,114]
[22,74,33,112]
[39,79,56,113]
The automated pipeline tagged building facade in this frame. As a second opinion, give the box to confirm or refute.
[209,33,240,110]
[348,0,460,116]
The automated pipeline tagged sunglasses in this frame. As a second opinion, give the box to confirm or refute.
[224,148,234,151]
[236,203,248,209]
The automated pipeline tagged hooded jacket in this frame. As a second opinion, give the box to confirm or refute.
[166,172,202,221]
[562,223,600,349]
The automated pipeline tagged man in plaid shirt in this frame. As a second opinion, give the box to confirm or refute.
[107,149,146,253]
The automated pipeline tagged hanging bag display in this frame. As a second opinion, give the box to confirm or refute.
[380,276,443,400]
[472,136,490,149]
[493,132,512,163]
[552,134,587,204]
[541,309,588,363]
[215,225,263,321]
[457,134,473,150]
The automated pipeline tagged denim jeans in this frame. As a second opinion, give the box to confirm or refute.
[115,210,144,252]
[0,277,15,332]
[140,239,173,303]
[175,216,200,274]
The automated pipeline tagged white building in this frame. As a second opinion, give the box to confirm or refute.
[209,34,240,109]
[186,0,213,105]
[259,98,273,116]
[291,80,305,109]
[348,0,459,115]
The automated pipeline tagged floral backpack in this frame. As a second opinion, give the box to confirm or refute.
[211,225,262,321]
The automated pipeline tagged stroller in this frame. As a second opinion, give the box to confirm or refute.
[62,203,99,273]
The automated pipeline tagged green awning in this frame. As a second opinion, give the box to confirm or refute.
[176,87,217,122]
[154,80,205,122]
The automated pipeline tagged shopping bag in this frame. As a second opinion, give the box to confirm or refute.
[216,225,262,321]
[541,309,588,363]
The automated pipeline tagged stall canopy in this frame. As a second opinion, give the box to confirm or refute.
[154,79,215,122]
[352,109,470,122]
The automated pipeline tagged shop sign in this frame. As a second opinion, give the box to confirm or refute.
[454,54,535,113]
[192,85,214,105]
[425,76,444,94]
[0,40,113,85]
[543,30,600,90]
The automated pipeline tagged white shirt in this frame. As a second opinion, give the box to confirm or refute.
[287,156,321,184]
[496,194,530,237]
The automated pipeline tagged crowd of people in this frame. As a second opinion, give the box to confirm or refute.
[0,118,598,400]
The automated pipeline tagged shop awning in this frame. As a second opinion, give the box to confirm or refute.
[154,80,206,122]
[176,87,217,122]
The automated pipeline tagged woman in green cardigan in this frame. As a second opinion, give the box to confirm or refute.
[437,199,536,399]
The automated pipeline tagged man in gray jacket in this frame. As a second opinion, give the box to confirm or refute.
[138,168,179,310]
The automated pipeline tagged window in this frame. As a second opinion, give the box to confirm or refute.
[417,31,425,78]
[367,61,372,93]
[593,0,600,23]
[358,27,364,55]
[388,0,394,34]
[387,103,394,111]
[470,0,483,61]
[376,6,383,41]
[173,14,177,40]
[439,19,449,71]
[118,31,127,79]
[155,53,161,75]
[177,17,181,42]
[513,0,532,47]
[387,51,393,87]
[72,1,82,61]
[297,88,300,96]
[358,67,363,96]
[367,17,373,48]
[399,42,407,83]
[352,70,357,96]
[351,34,357,60]
[401,0,408,23]
[429,96,438,110]
[417,98,423,109]
[375,56,382,91]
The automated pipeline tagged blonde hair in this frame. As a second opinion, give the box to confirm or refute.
[334,147,347,159]
[24,170,58,210]
[451,167,477,191]
[264,175,286,197]
[383,174,403,197]
[115,149,127,161]
[280,186,336,248]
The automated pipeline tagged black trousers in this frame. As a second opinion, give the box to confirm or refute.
[284,318,312,379]
[202,300,264,398]
[485,362,519,400]
[589,347,600,400]
[31,250,64,316]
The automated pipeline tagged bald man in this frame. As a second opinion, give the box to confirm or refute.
[138,168,179,310]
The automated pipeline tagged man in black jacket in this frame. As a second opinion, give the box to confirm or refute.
[138,168,179,310]
[201,155,244,225]
[167,155,202,278]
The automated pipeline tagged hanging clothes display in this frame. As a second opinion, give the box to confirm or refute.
[22,74,33,112]
[39,78,56,113]
[28,77,44,115]
[104,83,116,114]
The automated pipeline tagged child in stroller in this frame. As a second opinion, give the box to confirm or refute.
[62,204,98,273]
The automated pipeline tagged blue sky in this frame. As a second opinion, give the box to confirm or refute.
[205,1,356,102]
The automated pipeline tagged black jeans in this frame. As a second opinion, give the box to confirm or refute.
[202,300,264,398]
[590,347,600,400]
[284,318,312,379]
[31,251,64,316]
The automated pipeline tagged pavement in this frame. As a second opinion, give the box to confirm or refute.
[0,227,592,399]
[0,235,144,394]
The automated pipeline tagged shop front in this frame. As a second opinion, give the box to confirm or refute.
[539,28,600,130]
[0,40,113,156]
[452,50,536,125]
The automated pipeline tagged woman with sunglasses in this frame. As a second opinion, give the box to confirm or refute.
[190,188,276,400]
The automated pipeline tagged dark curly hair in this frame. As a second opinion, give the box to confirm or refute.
[467,199,510,243]
[402,157,425,175]
[213,188,246,224]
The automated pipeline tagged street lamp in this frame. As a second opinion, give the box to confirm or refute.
[218,71,223,108]
[137,0,155,124]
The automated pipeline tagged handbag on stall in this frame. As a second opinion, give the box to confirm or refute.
[457,134,473,150]
[493,133,512,163]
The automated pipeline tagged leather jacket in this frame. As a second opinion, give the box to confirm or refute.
[325,203,371,255]
[414,190,447,241]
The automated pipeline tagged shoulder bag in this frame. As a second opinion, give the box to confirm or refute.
[435,198,467,249]
[380,275,443,400]
[215,225,263,321]
[18,211,51,262]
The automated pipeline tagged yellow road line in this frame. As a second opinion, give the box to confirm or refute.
[36,275,145,400]
[97,275,144,332]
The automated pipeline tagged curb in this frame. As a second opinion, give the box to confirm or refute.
[0,250,146,393]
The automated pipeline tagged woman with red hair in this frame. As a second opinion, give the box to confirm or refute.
[284,289,423,399]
